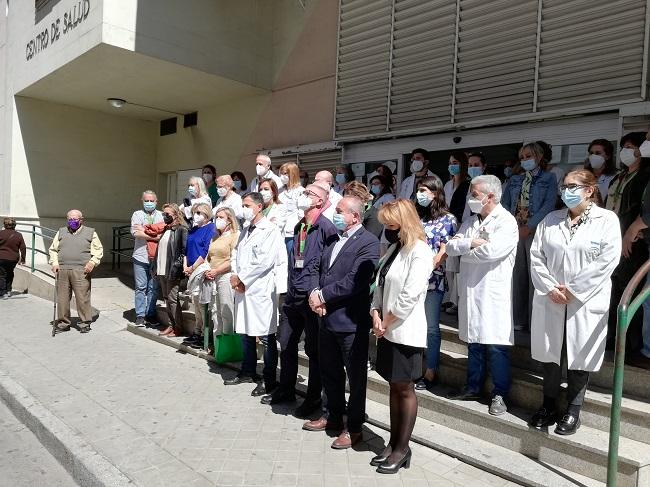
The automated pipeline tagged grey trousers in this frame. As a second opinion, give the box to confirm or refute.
[158,276,182,329]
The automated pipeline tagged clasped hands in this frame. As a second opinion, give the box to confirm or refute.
[371,309,395,338]
[548,285,573,305]
[308,290,326,316]
[230,274,245,293]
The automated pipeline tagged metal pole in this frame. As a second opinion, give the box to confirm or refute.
[31,225,36,273]
[606,306,627,486]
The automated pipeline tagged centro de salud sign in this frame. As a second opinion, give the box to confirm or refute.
[26,0,91,61]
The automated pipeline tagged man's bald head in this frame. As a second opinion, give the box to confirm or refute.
[217,175,233,188]
[314,170,334,187]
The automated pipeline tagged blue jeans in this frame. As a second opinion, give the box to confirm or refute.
[285,237,294,257]
[240,334,278,389]
[133,260,159,318]
[642,273,650,358]
[424,290,444,371]
[466,343,511,397]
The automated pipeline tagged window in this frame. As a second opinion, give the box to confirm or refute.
[35,0,60,24]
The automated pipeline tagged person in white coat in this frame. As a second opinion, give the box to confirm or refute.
[371,199,434,474]
[250,154,284,193]
[278,162,305,255]
[445,175,519,416]
[226,192,283,397]
[212,175,243,220]
[529,169,621,435]
[398,148,435,201]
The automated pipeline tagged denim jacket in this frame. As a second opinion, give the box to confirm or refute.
[501,169,557,230]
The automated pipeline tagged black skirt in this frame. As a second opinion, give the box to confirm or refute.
[375,337,424,383]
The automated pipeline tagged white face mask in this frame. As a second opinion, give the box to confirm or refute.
[588,154,606,169]
[467,195,487,214]
[242,206,255,222]
[620,148,637,167]
[260,189,273,203]
[640,140,650,158]
[410,159,424,173]
[280,174,290,185]
[256,164,268,177]
[217,187,228,198]
[193,213,206,225]
[188,186,197,197]
[297,194,314,211]
[215,218,227,230]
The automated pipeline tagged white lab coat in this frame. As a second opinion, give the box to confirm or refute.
[529,205,621,371]
[398,170,434,200]
[180,195,212,220]
[279,186,305,237]
[446,204,519,345]
[371,240,434,348]
[250,171,284,193]
[232,217,283,336]
[212,192,243,220]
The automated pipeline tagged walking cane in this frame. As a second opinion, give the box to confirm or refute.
[51,271,58,337]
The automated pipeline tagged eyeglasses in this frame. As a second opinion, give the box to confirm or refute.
[559,184,587,191]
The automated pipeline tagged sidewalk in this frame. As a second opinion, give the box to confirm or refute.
[0,294,517,487]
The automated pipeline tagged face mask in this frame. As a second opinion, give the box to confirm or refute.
[448,164,460,176]
[335,173,346,185]
[260,189,273,203]
[217,187,228,198]
[280,174,290,185]
[588,154,605,170]
[68,219,81,231]
[215,218,227,230]
[640,140,650,158]
[468,167,483,179]
[202,173,213,184]
[504,167,513,178]
[620,148,637,167]
[188,186,197,197]
[561,188,584,209]
[242,206,255,222]
[384,228,400,244]
[143,201,156,212]
[233,180,242,191]
[521,159,537,172]
[332,213,347,231]
[256,164,268,177]
[416,191,433,207]
[370,184,381,195]
[193,214,205,225]
[163,213,174,225]
[467,196,487,214]
[297,194,313,211]
[410,159,424,173]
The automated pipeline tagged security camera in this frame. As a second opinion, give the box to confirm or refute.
[453,136,462,144]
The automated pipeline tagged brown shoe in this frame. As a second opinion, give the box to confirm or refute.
[302,416,343,432]
[628,353,650,370]
[159,326,174,336]
[331,430,362,449]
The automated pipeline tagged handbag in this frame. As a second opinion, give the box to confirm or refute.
[213,333,244,364]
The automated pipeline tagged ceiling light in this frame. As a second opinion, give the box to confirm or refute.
[107,98,126,108]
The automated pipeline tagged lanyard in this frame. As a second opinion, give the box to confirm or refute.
[262,204,273,217]
[297,223,312,257]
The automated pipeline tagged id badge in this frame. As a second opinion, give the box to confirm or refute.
[295,259,304,269]
[478,228,489,241]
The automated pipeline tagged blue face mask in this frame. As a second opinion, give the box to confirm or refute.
[561,188,583,209]
[335,174,346,185]
[370,184,382,195]
[448,164,460,176]
[504,167,513,178]
[233,180,242,191]
[521,159,537,172]
[332,213,347,231]
[143,201,156,212]
[468,167,483,179]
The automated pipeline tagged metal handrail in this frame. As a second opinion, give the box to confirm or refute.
[607,259,650,486]
[14,222,58,279]
[111,224,134,269]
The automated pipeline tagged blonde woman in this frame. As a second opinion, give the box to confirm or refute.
[370,199,434,474]
[180,176,212,222]
[205,208,240,348]
[278,162,305,255]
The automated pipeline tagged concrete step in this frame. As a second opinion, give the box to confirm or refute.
[439,324,650,402]
[436,349,650,445]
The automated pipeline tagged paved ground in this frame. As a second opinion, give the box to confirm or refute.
[0,399,76,487]
[0,294,519,486]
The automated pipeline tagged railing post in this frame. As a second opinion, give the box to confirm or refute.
[30,225,36,273]
[607,306,628,487]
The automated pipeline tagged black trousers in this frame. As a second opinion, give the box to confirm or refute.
[319,326,369,433]
[278,302,321,402]
[543,362,589,407]
[0,259,17,295]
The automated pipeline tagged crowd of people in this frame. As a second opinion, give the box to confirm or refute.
[2,132,650,473]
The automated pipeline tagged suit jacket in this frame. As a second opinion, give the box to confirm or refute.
[319,226,380,333]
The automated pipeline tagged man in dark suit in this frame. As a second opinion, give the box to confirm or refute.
[304,196,380,449]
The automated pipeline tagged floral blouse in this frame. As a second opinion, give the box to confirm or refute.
[422,213,458,292]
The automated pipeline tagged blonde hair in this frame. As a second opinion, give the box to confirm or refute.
[280,162,300,189]
[162,203,187,227]
[214,207,240,233]
[344,180,373,204]
[188,176,208,197]
[378,199,426,250]
[192,203,212,220]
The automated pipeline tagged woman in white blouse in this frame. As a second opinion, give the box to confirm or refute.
[278,162,304,255]
[370,199,434,474]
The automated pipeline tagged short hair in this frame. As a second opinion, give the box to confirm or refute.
[202,164,217,176]
[280,162,301,189]
[142,190,157,200]
[3,217,16,229]
[620,131,646,149]
[342,196,364,220]
[192,203,212,220]
[256,154,272,166]
[242,192,264,207]
[343,180,373,204]
[214,206,240,233]
[216,175,233,188]
[471,175,502,203]
[468,152,487,166]
[67,209,83,219]
[188,176,208,197]
[162,203,187,227]
[587,139,617,176]
[378,199,426,250]
[306,183,329,203]
[230,171,248,191]
[411,148,429,161]
[259,178,280,204]
[315,170,334,184]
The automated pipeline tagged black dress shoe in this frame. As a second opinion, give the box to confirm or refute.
[370,446,392,466]
[223,376,254,386]
[529,407,557,429]
[251,383,267,397]
[294,399,322,418]
[376,448,411,474]
[415,377,437,391]
[260,389,296,405]
[446,388,481,401]
[554,414,580,435]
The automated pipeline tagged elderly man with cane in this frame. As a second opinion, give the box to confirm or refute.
[48,210,103,334]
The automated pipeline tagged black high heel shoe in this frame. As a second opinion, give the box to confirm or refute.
[370,446,392,466]
[376,448,411,474]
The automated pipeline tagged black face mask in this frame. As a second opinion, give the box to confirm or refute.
[384,228,400,244]
[163,214,174,225]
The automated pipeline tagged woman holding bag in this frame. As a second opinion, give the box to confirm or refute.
[370,199,434,473]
